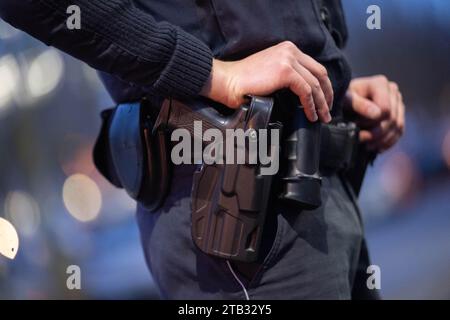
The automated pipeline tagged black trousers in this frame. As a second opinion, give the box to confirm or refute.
[136,164,380,299]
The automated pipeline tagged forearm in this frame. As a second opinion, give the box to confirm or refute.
[0,0,213,99]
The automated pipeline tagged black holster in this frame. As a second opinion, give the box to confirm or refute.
[155,96,277,262]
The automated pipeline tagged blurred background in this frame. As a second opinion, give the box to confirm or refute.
[0,0,449,299]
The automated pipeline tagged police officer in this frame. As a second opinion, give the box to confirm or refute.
[0,0,404,299]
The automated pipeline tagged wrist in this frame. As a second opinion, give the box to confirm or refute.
[200,59,242,108]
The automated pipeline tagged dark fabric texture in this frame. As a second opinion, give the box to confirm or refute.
[0,0,352,109]
[99,0,352,114]
[0,0,213,100]
[137,165,380,299]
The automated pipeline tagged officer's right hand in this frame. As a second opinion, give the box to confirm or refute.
[200,41,333,123]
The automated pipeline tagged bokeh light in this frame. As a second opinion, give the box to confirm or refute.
[4,191,41,238]
[26,49,64,99]
[62,174,102,222]
[0,54,20,112]
[0,217,19,260]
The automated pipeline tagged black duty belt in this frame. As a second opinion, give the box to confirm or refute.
[93,96,367,263]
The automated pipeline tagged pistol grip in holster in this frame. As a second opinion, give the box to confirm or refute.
[156,96,277,262]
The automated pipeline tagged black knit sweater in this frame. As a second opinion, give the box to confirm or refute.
[0,0,213,100]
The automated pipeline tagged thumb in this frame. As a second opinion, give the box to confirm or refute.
[347,91,382,120]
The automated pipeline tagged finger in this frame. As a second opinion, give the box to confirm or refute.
[287,70,318,122]
[379,128,398,147]
[389,82,399,123]
[295,52,334,109]
[359,130,374,143]
[348,91,382,120]
[349,76,372,97]
[368,131,399,152]
[397,92,405,135]
[383,132,400,150]
[369,120,395,141]
[368,121,398,151]
[369,75,392,119]
[293,62,331,123]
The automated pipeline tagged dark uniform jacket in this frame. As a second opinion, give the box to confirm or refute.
[0,0,351,111]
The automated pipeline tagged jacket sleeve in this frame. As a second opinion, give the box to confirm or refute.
[0,0,213,99]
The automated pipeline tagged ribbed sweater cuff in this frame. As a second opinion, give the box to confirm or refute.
[154,28,213,99]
